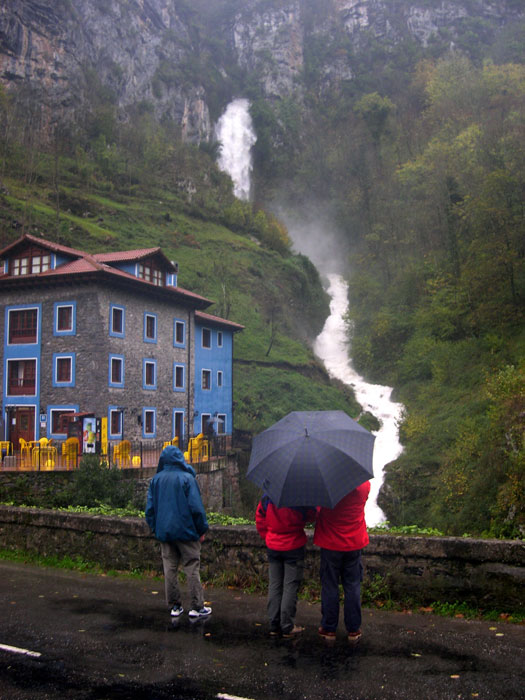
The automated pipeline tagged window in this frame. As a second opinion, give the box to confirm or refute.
[143,408,156,437]
[217,414,226,435]
[8,308,37,344]
[139,262,163,286]
[110,305,125,337]
[11,248,51,275]
[54,304,75,334]
[201,413,211,435]
[53,354,75,387]
[109,355,124,387]
[173,410,184,440]
[202,328,211,349]
[174,319,185,346]
[217,331,223,347]
[31,254,51,274]
[12,257,29,276]
[202,369,211,391]
[7,359,36,395]
[217,370,223,388]
[174,364,185,391]
[109,408,123,437]
[144,313,157,343]
[143,360,156,390]
[49,407,77,436]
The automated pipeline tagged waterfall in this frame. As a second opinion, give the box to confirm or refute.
[215,98,402,524]
[313,273,404,526]
[215,98,257,201]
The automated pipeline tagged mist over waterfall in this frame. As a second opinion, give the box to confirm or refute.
[216,98,256,201]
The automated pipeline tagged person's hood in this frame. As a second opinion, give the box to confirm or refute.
[156,445,196,476]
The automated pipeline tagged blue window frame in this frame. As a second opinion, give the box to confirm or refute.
[48,405,79,439]
[144,312,157,343]
[109,354,125,387]
[109,304,125,338]
[143,359,157,390]
[173,363,185,392]
[201,327,211,349]
[202,368,212,391]
[108,406,123,439]
[173,318,186,347]
[53,302,76,336]
[52,353,75,387]
[142,407,156,438]
[172,409,185,440]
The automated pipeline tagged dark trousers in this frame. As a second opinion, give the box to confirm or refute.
[267,546,305,634]
[319,548,363,634]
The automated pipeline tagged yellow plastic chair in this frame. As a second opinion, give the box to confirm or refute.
[114,440,131,468]
[62,437,79,470]
[18,438,32,469]
[0,440,13,456]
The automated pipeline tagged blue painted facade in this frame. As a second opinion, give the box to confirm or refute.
[193,319,235,436]
[0,235,242,447]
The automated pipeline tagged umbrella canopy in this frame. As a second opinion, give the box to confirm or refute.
[247,410,375,508]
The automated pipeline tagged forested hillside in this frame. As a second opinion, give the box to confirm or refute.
[0,0,523,537]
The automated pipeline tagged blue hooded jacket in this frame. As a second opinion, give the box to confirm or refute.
[145,446,208,542]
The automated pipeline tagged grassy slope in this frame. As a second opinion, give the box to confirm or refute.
[0,171,361,436]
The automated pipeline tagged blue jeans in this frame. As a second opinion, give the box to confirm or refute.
[319,548,363,634]
[267,546,305,634]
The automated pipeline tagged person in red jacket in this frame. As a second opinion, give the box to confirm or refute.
[313,481,370,645]
[256,496,316,638]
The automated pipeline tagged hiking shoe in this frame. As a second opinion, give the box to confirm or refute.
[347,630,362,646]
[282,625,304,638]
[188,606,212,618]
[318,626,336,640]
[170,605,184,617]
[269,628,281,637]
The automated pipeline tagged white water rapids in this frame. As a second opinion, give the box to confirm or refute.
[215,98,404,524]
[313,274,404,525]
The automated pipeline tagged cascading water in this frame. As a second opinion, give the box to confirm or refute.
[215,98,256,201]
[215,98,403,524]
[313,274,404,525]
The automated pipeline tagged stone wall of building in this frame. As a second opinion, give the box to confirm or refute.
[0,505,522,610]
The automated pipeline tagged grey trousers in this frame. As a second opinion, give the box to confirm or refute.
[160,539,204,611]
[267,546,305,634]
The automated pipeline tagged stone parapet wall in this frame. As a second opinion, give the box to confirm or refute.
[0,506,523,610]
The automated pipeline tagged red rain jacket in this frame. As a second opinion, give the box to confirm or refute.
[313,481,370,551]
[255,497,316,551]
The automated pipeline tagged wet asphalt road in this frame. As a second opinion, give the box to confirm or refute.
[0,561,523,700]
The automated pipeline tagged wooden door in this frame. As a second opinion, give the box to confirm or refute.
[9,407,36,449]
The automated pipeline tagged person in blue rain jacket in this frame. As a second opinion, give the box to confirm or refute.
[145,445,211,618]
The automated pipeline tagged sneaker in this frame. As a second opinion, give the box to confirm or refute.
[318,626,336,640]
[269,628,281,637]
[170,605,184,617]
[282,625,304,638]
[188,606,212,618]
[347,630,362,646]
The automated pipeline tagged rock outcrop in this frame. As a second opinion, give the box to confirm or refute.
[0,0,523,141]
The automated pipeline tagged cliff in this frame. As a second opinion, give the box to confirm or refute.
[1,0,522,141]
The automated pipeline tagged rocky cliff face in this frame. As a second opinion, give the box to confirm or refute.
[0,0,523,141]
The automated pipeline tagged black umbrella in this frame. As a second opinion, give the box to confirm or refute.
[246,410,375,508]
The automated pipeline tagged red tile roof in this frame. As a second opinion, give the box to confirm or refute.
[195,310,244,331]
[0,234,212,308]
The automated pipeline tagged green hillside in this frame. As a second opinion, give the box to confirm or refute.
[0,98,360,440]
